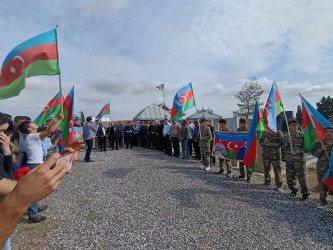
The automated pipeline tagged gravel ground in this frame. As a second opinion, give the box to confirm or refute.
[12,147,333,249]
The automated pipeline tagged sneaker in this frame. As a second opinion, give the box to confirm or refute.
[226,173,231,178]
[262,182,271,186]
[316,203,327,209]
[276,187,283,193]
[237,175,245,179]
[204,166,210,171]
[216,170,224,175]
[38,205,48,213]
[246,179,252,183]
[288,191,297,197]
[27,215,47,223]
[200,165,206,170]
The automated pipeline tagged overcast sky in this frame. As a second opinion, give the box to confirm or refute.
[1,0,333,121]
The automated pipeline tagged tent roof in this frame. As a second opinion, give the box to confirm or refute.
[186,107,222,120]
[133,103,171,121]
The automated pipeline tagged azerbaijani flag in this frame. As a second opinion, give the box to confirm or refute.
[0,29,60,99]
[243,100,262,172]
[34,92,62,126]
[322,149,333,192]
[171,82,195,121]
[156,83,164,91]
[213,132,249,160]
[96,103,110,120]
[57,87,74,149]
[263,82,283,134]
[301,94,332,152]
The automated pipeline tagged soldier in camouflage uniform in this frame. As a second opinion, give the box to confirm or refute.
[312,127,333,209]
[259,129,284,190]
[216,119,233,177]
[237,118,252,182]
[284,118,309,200]
[199,119,212,171]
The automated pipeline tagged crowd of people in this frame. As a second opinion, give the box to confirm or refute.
[0,111,332,249]
[84,116,333,210]
[0,112,85,249]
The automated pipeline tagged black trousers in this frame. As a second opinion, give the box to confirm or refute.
[84,138,94,161]
[109,136,119,149]
[188,138,193,156]
[124,134,133,148]
[171,137,180,156]
[98,136,106,151]
[164,136,172,155]
[193,139,200,159]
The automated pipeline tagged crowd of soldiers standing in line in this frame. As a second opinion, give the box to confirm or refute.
[90,117,333,210]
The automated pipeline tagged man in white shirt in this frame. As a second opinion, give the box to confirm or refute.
[18,114,64,223]
[163,119,172,156]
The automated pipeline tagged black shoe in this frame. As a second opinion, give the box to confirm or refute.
[103,149,106,151]
[116,148,119,150]
[216,170,224,175]
[85,159,94,162]
[38,205,48,213]
[181,157,186,159]
[288,191,297,197]
[237,175,245,179]
[301,194,310,201]
[27,215,46,223]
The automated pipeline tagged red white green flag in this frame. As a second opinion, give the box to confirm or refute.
[0,29,60,99]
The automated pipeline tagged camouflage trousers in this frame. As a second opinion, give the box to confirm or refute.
[219,158,231,174]
[200,146,210,167]
[317,164,330,205]
[239,162,252,180]
[263,158,282,188]
[286,161,309,195]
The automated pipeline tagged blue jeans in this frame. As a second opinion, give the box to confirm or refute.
[2,236,11,250]
[181,139,189,158]
[27,163,41,218]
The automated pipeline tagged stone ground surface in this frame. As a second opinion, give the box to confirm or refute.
[11,147,333,249]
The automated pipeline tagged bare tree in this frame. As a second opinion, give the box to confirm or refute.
[233,77,264,119]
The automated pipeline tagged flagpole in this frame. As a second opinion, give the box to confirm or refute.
[299,93,329,159]
[55,25,63,114]
[189,82,198,111]
[163,83,166,106]
[274,81,293,150]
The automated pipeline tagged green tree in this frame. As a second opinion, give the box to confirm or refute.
[316,96,333,119]
[233,77,264,119]
[296,105,302,125]
[80,111,85,126]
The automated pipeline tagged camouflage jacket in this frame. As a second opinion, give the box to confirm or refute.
[237,127,249,132]
[312,139,333,171]
[259,131,284,155]
[199,126,212,147]
[284,131,306,162]
[219,127,232,132]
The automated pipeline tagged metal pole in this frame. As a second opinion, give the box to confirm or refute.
[274,82,293,150]
[55,25,63,113]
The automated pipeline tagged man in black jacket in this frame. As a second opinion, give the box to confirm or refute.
[107,122,121,150]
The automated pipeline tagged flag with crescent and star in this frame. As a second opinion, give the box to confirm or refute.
[171,82,196,121]
[212,132,249,161]
[34,91,62,126]
[56,86,74,151]
[96,103,111,120]
[0,29,60,99]
[263,82,283,134]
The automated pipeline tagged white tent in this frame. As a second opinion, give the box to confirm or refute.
[133,103,171,121]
